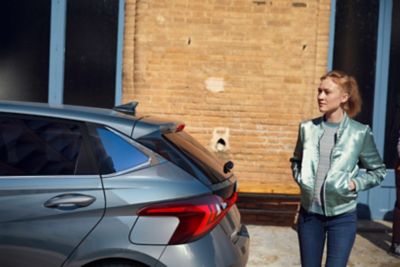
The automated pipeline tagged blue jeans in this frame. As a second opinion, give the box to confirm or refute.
[297,208,357,267]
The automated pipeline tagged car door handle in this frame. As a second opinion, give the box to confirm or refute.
[44,194,96,209]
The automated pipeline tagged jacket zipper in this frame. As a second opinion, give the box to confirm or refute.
[314,127,324,214]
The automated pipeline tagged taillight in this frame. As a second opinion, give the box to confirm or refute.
[137,192,238,245]
[175,123,185,132]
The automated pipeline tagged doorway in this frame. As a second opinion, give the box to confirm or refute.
[330,0,398,219]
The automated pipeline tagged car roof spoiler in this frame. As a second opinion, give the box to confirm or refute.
[132,117,186,139]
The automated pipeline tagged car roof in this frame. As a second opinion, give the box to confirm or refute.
[0,101,183,139]
[0,100,138,136]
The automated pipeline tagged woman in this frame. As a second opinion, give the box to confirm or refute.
[290,70,386,267]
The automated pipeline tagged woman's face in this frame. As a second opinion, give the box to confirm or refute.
[317,77,349,115]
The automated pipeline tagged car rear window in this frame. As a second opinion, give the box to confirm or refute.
[88,126,150,175]
[137,131,230,184]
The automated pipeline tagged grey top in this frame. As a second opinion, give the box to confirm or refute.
[310,121,339,214]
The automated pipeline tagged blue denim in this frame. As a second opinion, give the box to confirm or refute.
[297,208,357,267]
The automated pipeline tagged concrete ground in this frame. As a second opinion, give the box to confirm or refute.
[247,221,400,267]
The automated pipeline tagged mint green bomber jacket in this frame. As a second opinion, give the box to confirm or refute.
[290,113,386,216]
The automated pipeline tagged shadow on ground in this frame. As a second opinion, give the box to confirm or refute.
[357,203,394,253]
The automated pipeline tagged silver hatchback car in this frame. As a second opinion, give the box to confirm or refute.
[0,101,249,267]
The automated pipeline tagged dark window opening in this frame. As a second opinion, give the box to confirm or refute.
[384,0,400,167]
[0,0,50,103]
[63,0,119,108]
[333,0,379,126]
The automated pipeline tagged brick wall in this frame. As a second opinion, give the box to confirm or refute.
[237,193,300,226]
[122,0,331,194]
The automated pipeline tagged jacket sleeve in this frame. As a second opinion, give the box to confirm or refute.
[290,123,303,184]
[353,126,386,192]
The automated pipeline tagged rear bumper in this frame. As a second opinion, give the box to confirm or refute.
[156,224,250,267]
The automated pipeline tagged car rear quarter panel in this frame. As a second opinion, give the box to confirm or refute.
[65,162,211,266]
[156,222,250,267]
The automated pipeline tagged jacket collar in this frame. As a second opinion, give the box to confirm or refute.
[317,112,350,140]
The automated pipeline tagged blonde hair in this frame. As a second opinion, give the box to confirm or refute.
[320,70,362,118]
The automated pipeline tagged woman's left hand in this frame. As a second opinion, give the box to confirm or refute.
[348,180,356,191]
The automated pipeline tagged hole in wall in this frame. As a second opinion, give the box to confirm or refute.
[216,138,226,152]
[211,128,230,152]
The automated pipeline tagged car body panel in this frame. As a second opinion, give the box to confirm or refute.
[156,223,250,267]
[130,217,180,245]
[0,175,105,267]
[64,162,211,266]
[101,162,211,210]
[62,215,165,267]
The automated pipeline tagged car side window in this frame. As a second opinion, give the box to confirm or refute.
[0,115,92,176]
[88,126,149,174]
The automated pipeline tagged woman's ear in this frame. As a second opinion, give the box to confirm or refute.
[341,93,349,103]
